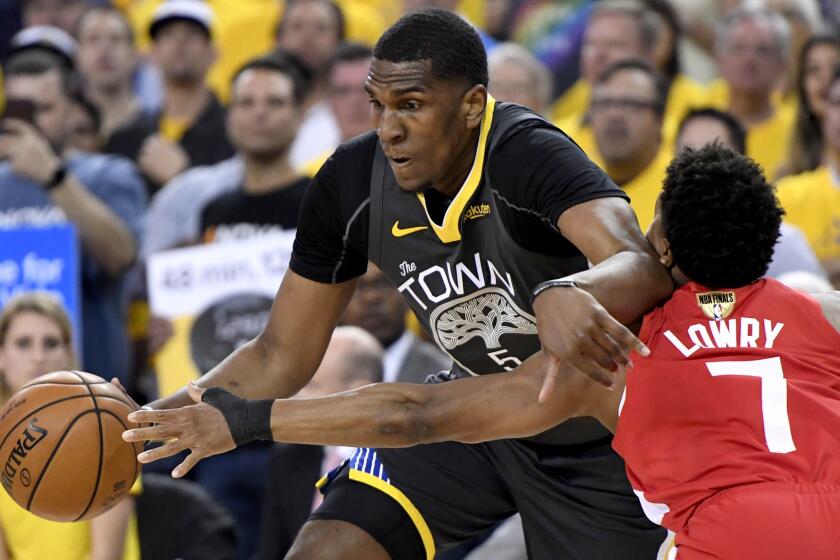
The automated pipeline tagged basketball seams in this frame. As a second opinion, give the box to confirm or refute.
[25,409,98,513]
[98,409,140,494]
[1,371,140,521]
[72,371,105,522]
[0,394,91,450]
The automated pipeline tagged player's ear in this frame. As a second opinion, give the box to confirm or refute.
[659,238,674,269]
[462,85,487,130]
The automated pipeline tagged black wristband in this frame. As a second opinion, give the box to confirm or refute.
[201,387,274,447]
[43,163,67,191]
[530,278,579,306]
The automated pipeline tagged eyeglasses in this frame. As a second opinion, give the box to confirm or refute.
[590,97,663,113]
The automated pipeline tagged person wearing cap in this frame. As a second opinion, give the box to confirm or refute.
[105,0,234,195]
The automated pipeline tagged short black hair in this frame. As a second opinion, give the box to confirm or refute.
[76,5,135,44]
[231,51,310,105]
[277,0,346,43]
[4,49,78,96]
[677,107,747,155]
[661,144,783,288]
[594,58,668,116]
[373,8,488,87]
[70,88,102,134]
[328,41,372,74]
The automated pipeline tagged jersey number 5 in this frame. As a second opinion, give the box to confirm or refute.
[705,357,796,454]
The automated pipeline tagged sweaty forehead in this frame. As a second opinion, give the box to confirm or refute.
[366,59,436,91]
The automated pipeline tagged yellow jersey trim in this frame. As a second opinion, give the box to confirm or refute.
[416,95,496,244]
[348,469,436,560]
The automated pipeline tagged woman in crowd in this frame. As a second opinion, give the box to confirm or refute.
[0,293,140,560]
[783,34,840,177]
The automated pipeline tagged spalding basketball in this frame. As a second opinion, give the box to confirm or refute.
[0,371,141,521]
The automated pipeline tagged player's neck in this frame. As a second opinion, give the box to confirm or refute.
[432,128,481,198]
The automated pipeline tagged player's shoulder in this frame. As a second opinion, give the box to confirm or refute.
[321,131,379,173]
[489,102,586,165]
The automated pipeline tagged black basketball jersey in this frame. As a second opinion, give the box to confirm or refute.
[291,98,629,444]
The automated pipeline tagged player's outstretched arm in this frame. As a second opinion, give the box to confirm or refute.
[123,353,618,478]
[534,197,672,397]
[143,270,357,410]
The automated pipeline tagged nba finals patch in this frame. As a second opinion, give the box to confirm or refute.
[697,291,736,321]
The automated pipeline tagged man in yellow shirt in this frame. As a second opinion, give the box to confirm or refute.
[590,60,670,231]
[710,6,795,181]
[776,70,840,286]
[553,0,658,157]
[105,1,235,195]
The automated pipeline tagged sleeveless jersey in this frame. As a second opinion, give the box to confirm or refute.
[613,278,840,533]
[368,98,607,445]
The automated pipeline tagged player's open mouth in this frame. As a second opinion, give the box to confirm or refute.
[390,156,411,166]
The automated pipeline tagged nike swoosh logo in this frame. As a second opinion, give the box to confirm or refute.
[391,221,429,237]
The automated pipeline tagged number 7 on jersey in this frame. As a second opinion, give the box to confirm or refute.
[705,357,796,454]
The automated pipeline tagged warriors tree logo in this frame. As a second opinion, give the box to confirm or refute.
[431,287,537,351]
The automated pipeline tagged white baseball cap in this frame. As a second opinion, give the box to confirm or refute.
[149,0,214,40]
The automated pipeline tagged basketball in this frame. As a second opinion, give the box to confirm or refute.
[0,371,141,522]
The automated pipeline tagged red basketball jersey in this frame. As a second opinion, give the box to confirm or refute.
[613,278,840,533]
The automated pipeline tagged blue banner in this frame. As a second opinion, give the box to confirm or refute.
[0,225,81,349]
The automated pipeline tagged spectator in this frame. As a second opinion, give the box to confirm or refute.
[341,263,450,384]
[143,55,311,560]
[19,0,87,34]
[765,0,824,99]
[0,292,141,560]
[325,42,372,141]
[590,59,671,231]
[257,326,383,560]
[275,0,344,167]
[775,68,840,286]
[783,33,840,176]
[0,46,146,384]
[641,0,709,143]
[711,6,795,180]
[118,0,282,105]
[66,89,102,153]
[142,51,311,256]
[551,0,658,146]
[75,6,143,140]
[300,41,372,176]
[488,42,552,115]
[105,0,234,194]
[198,56,310,243]
[676,107,826,281]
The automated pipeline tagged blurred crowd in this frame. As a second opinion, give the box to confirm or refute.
[0,0,838,558]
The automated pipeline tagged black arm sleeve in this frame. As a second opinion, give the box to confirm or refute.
[289,136,374,284]
[489,125,628,227]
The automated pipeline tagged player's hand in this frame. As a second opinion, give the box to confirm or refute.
[122,383,236,478]
[0,119,62,185]
[137,134,188,185]
[532,285,648,401]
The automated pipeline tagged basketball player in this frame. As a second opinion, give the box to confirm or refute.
[125,9,675,560]
[129,144,840,559]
